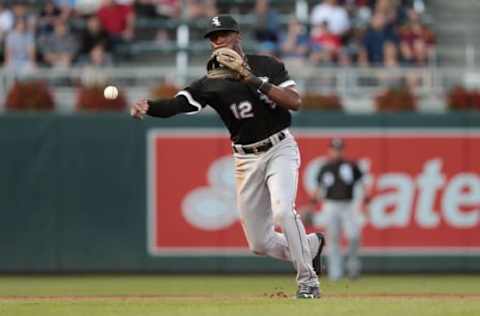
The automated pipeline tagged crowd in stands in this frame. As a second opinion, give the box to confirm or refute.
[260,0,435,67]
[0,0,139,73]
[0,0,435,74]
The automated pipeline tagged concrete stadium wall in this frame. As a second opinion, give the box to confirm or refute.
[0,111,479,273]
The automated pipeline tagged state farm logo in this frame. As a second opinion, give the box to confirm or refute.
[180,156,480,231]
[148,130,480,255]
[181,156,238,230]
[303,158,480,229]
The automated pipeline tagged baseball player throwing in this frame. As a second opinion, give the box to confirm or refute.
[131,15,325,299]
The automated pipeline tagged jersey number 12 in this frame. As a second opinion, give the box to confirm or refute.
[230,101,254,119]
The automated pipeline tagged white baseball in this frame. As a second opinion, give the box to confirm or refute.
[104,85,119,100]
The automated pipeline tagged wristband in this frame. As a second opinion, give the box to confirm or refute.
[258,81,272,94]
[248,76,273,94]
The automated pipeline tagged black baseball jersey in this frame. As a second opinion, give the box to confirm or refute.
[177,54,295,144]
[316,158,363,201]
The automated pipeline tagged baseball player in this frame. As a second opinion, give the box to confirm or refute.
[308,138,367,281]
[131,15,325,299]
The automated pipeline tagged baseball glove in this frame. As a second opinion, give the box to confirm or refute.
[207,47,252,80]
[206,52,241,80]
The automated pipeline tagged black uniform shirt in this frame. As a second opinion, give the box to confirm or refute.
[317,158,363,201]
[178,54,295,144]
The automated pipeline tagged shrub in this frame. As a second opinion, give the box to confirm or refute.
[471,90,480,111]
[76,85,127,112]
[446,85,480,111]
[6,80,55,111]
[374,86,417,112]
[301,93,342,111]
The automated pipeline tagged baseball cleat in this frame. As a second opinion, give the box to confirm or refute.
[296,285,321,299]
[312,232,325,275]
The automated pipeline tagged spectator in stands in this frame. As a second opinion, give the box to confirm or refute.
[280,18,309,65]
[11,1,37,33]
[310,0,351,38]
[340,26,366,65]
[253,0,281,55]
[374,0,396,24]
[345,0,371,29]
[0,4,14,44]
[374,0,407,28]
[79,15,111,59]
[309,21,344,65]
[38,0,62,36]
[4,18,36,73]
[134,0,180,19]
[132,0,176,44]
[97,0,136,49]
[81,42,113,66]
[53,0,76,20]
[398,8,435,65]
[358,13,398,66]
[78,43,113,88]
[185,0,216,19]
[155,0,181,19]
[39,20,78,68]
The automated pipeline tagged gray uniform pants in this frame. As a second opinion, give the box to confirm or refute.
[233,130,319,287]
[324,200,361,280]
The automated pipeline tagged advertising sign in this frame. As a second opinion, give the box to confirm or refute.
[148,130,480,256]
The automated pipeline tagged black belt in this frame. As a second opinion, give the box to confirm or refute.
[233,131,286,154]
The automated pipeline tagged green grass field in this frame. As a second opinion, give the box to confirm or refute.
[0,274,479,316]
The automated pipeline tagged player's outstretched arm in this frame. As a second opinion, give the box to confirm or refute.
[130,97,197,119]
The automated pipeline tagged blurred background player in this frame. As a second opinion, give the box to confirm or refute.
[306,138,369,281]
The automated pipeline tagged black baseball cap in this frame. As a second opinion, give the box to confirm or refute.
[329,138,344,150]
[204,15,240,38]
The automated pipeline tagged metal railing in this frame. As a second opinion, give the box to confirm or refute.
[0,65,478,113]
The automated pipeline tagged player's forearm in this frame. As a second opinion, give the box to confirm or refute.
[146,97,196,117]
[266,86,302,111]
[246,76,301,111]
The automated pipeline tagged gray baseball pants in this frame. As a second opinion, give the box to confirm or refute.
[324,200,361,280]
[233,130,319,287]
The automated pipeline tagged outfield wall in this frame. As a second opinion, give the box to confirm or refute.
[0,112,479,273]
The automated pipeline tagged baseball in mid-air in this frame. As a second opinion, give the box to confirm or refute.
[104,85,119,100]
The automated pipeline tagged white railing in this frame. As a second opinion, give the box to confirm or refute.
[0,65,479,113]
